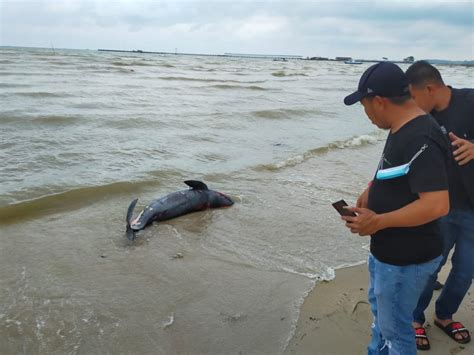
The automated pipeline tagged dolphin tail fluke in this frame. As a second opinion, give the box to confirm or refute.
[126,198,139,241]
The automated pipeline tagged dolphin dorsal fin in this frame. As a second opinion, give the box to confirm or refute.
[184,180,209,190]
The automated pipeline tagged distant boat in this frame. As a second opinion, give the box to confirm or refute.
[344,59,363,65]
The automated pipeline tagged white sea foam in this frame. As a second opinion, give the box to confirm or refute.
[256,130,387,171]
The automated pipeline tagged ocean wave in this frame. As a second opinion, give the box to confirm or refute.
[45,60,73,66]
[190,66,215,72]
[111,60,155,67]
[253,131,386,171]
[0,72,50,77]
[208,84,267,91]
[252,108,326,120]
[118,68,137,74]
[31,115,81,125]
[77,64,116,70]
[158,76,265,84]
[0,83,30,88]
[100,117,170,129]
[271,71,309,77]
[12,92,71,98]
[79,68,135,74]
[281,265,335,281]
[0,114,82,126]
[0,180,160,224]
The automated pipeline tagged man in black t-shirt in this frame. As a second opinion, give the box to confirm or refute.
[406,61,473,349]
[343,62,450,355]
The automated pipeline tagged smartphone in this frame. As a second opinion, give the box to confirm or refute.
[332,199,357,217]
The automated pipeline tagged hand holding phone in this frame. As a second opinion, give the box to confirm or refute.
[332,199,357,217]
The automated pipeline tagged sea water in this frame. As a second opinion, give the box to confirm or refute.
[1,47,472,354]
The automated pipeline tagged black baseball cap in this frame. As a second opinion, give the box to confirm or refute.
[344,61,409,105]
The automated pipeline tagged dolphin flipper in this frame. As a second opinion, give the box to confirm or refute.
[126,198,139,241]
[184,180,208,190]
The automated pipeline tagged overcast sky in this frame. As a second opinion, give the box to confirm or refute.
[1,0,473,60]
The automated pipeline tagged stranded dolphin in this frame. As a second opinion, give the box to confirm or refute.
[126,180,234,240]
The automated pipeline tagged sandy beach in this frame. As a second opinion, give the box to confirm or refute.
[286,260,473,355]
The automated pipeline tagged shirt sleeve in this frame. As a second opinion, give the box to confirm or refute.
[467,91,474,139]
[405,134,449,194]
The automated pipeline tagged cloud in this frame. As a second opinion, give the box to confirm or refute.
[233,15,288,39]
[1,0,472,60]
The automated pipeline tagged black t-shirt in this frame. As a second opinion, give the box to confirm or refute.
[368,115,450,266]
[431,88,474,210]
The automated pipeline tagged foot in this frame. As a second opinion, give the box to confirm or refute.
[434,317,471,343]
[413,322,430,350]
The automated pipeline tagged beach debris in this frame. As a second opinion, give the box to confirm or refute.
[162,313,175,329]
[351,300,370,319]
[448,345,464,354]
[220,312,247,323]
[171,252,184,260]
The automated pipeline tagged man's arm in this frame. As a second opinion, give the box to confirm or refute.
[342,190,449,236]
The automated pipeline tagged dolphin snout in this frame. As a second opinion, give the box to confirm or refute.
[221,193,234,206]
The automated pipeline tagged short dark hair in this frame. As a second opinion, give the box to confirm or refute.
[365,93,412,106]
[387,94,412,105]
[405,61,444,87]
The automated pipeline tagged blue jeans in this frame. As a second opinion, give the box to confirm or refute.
[368,254,442,355]
[413,209,474,324]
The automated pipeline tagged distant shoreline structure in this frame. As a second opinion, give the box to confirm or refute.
[98,48,304,60]
[97,49,474,66]
[0,46,471,66]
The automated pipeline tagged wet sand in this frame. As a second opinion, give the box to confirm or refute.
[286,260,473,355]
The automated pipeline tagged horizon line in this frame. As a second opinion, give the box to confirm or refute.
[1,45,474,64]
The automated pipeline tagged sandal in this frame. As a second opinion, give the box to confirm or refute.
[434,320,471,344]
[415,327,430,350]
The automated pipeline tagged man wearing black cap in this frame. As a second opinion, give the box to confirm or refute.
[342,61,451,354]
[406,61,473,349]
